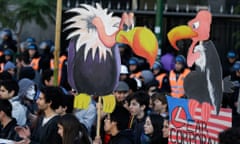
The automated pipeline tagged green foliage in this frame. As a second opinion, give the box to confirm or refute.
[0,0,15,28]
[0,0,56,30]
[15,0,56,29]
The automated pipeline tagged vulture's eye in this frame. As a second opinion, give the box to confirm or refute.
[192,21,200,29]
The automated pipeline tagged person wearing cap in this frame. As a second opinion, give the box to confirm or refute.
[152,61,170,93]
[0,29,17,52]
[120,65,138,97]
[120,65,129,81]
[169,55,190,98]
[129,57,141,79]
[25,37,36,45]
[4,48,14,62]
[223,50,239,77]
[27,43,40,71]
[3,61,16,78]
[113,81,130,104]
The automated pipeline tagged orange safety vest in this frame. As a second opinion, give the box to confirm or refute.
[169,69,190,98]
[0,52,5,73]
[0,63,5,73]
[130,71,142,79]
[31,58,40,71]
[50,55,67,84]
[156,73,167,88]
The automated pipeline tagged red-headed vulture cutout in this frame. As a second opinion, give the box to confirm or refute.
[167,10,232,121]
[65,4,158,112]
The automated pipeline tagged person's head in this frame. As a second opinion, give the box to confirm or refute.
[124,78,138,94]
[15,54,24,69]
[0,79,19,99]
[128,57,138,72]
[145,80,159,97]
[129,91,149,119]
[55,94,74,116]
[58,114,91,144]
[21,52,31,65]
[0,99,12,119]
[39,40,51,54]
[219,127,240,144]
[19,42,28,53]
[232,61,240,77]
[175,55,186,72]
[144,113,163,143]
[0,71,13,81]
[120,65,129,81]
[25,37,36,45]
[42,69,54,86]
[162,116,169,138]
[113,81,129,103]
[139,70,155,87]
[104,106,130,135]
[27,43,38,58]
[4,61,16,76]
[36,86,62,112]
[4,49,14,62]
[18,78,36,101]
[227,50,238,64]
[151,93,168,115]
[1,29,12,41]
[152,61,163,76]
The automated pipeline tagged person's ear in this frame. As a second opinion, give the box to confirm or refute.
[9,90,15,97]
[140,105,146,111]
[62,106,67,112]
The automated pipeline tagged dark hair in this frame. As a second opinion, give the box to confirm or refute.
[124,78,138,92]
[21,51,31,65]
[58,114,91,144]
[0,79,19,96]
[40,86,63,110]
[219,127,240,144]
[41,69,53,86]
[0,99,12,117]
[151,92,167,105]
[129,91,149,109]
[147,113,164,144]
[0,71,13,81]
[110,106,130,131]
[59,94,74,114]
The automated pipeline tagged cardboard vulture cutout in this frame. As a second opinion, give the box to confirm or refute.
[168,10,232,121]
[65,3,158,113]
[167,10,233,144]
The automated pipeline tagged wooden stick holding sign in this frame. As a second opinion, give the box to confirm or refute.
[53,0,62,86]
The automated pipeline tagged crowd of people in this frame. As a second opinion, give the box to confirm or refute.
[0,28,239,144]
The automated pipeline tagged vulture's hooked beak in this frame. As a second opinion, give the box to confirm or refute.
[116,27,158,68]
[167,25,198,50]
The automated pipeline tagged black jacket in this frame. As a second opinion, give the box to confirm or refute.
[31,115,61,144]
[0,118,21,141]
[108,129,134,144]
[131,115,147,144]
